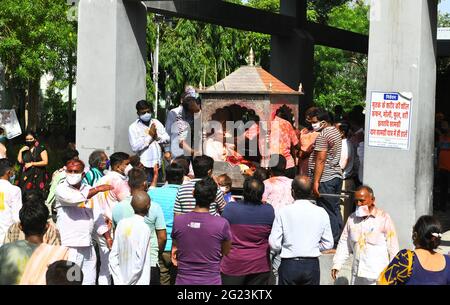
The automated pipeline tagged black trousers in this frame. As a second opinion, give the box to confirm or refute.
[317,177,343,248]
[285,167,297,179]
[221,272,271,285]
[278,258,320,285]
[150,266,160,285]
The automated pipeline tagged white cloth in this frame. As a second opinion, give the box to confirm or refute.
[67,246,97,285]
[339,139,354,179]
[0,180,22,246]
[55,181,102,247]
[96,235,111,285]
[128,119,170,168]
[269,199,333,258]
[109,215,152,285]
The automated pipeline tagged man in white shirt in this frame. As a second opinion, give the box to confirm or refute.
[129,100,170,186]
[336,121,355,224]
[109,190,152,285]
[331,185,399,285]
[0,159,21,246]
[55,159,112,285]
[165,86,202,161]
[269,175,333,285]
[92,152,131,285]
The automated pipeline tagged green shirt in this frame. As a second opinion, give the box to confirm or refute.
[112,196,166,267]
[0,240,38,285]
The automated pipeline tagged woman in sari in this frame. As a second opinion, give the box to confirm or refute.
[378,216,450,285]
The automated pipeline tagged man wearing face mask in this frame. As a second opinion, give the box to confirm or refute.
[129,100,170,187]
[55,159,113,285]
[308,109,343,249]
[91,152,132,285]
[0,158,21,246]
[298,107,321,176]
[165,86,202,162]
[331,185,399,285]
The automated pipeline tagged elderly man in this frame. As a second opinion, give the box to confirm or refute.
[331,185,399,285]
[269,175,333,285]
[55,159,112,285]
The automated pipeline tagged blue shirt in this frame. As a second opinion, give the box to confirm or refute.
[148,184,181,252]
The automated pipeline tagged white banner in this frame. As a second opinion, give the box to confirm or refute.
[368,92,412,150]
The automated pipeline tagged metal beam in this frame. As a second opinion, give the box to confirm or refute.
[305,22,369,54]
[144,0,369,54]
[144,0,295,36]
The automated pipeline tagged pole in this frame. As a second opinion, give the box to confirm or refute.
[153,20,160,119]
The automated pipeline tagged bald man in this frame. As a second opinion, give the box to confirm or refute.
[109,191,152,285]
[331,185,399,285]
[269,175,333,285]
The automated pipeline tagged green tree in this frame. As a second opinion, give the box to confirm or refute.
[0,0,76,131]
[313,1,369,112]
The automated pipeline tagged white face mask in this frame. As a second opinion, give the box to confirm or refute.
[312,122,323,132]
[66,173,83,186]
[139,112,152,122]
[355,205,371,217]
[124,164,133,176]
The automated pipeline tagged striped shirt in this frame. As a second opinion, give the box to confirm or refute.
[174,178,226,215]
[308,126,343,183]
[83,167,104,187]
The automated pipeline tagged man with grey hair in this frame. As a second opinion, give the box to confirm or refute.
[83,150,109,186]
[331,185,399,285]
[269,175,333,285]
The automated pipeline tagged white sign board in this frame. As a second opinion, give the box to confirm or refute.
[438,27,450,40]
[0,110,22,139]
[368,92,412,150]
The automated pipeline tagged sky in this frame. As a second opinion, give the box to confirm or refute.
[441,0,450,14]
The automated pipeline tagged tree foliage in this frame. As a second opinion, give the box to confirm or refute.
[0,0,76,131]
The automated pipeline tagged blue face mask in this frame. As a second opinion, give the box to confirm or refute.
[105,159,111,169]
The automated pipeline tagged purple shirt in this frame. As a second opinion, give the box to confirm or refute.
[172,212,231,285]
[220,201,275,276]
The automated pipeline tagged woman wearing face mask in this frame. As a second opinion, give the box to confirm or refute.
[17,131,49,194]
[0,127,7,159]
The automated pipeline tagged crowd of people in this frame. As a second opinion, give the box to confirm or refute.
[0,86,449,285]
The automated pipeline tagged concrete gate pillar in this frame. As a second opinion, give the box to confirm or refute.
[76,0,147,162]
[364,0,437,248]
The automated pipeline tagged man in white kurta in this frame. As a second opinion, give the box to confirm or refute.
[109,191,152,285]
[0,159,22,246]
[55,159,113,285]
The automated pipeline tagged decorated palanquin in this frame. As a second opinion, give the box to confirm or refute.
[199,61,302,188]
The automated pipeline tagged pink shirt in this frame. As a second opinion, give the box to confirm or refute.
[90,171,131,235]
[262,176,294,211]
